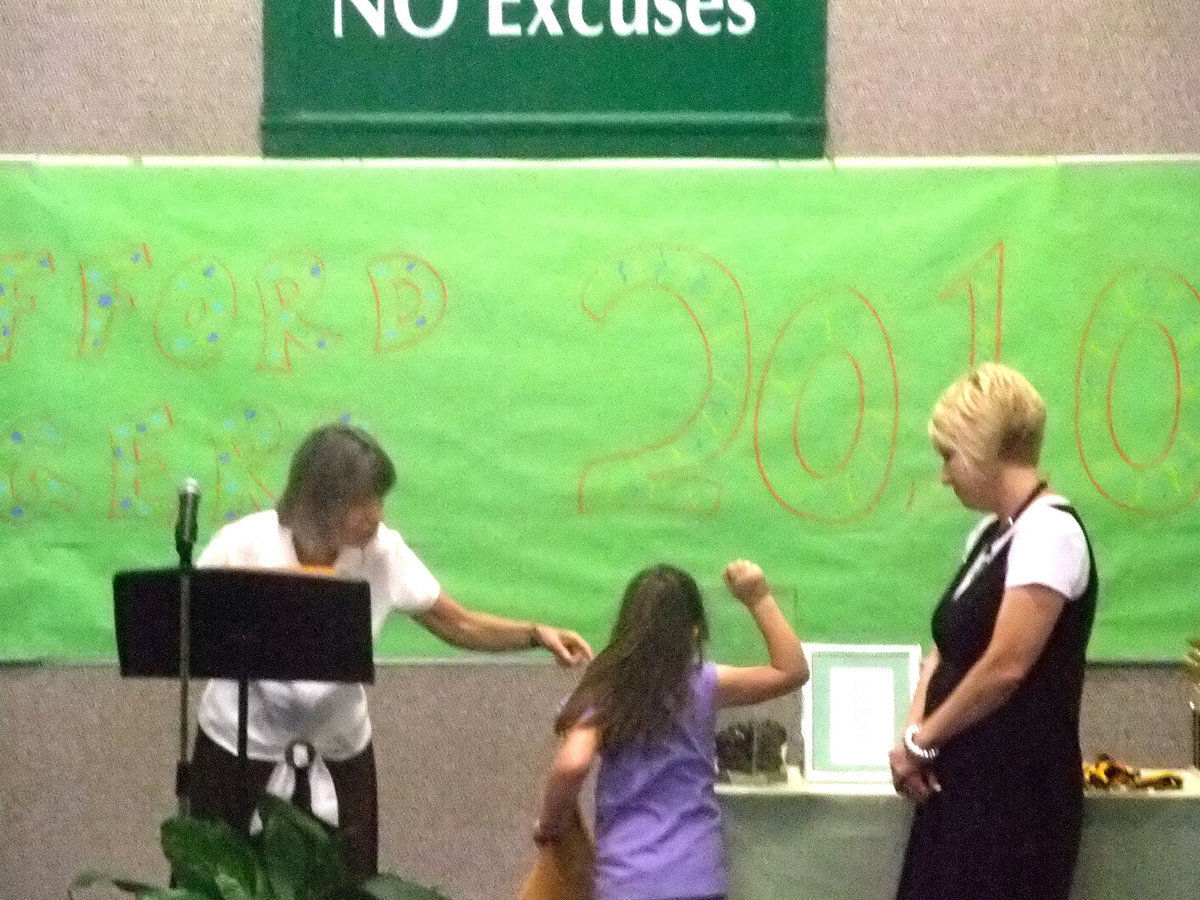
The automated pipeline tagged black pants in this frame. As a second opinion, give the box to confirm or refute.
[188,730,379,882]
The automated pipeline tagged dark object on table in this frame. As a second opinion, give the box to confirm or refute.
[717,719,788,781]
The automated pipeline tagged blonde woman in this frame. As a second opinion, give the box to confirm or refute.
[890,364,1098,900]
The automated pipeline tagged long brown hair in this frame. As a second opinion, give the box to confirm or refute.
[556,565,709,747]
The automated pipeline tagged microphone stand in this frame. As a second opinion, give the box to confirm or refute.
[174,493,197,819]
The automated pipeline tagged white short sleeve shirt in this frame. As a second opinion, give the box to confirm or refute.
[195,510,441,761]
[955,495,1089,602]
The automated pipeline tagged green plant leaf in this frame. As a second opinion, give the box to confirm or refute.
[257,795,350,900]
[160,816,264,899]
[213,871,258,900]
[357,874,452,900]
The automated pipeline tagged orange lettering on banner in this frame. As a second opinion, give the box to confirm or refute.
[108,404,175,521]
[154,258,239,368]
[367,254,447,353]
[1075,267,1200,516]
[0,251,56,362]
[255,253,339,373]
[939,241,1004,367]
[577,245,751,515]
[209,405,282,525]
[78,245,152,357]
[754,287,898,524]
[0,421,80,524]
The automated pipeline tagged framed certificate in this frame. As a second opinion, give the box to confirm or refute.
[800,643,922,782]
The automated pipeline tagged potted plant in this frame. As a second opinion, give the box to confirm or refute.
[71,795,449,900]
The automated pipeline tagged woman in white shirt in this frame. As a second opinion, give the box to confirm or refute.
[889,363,1098,900]
[188,424,593,880]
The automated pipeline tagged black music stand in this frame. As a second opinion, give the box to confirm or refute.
[113,567,374,829]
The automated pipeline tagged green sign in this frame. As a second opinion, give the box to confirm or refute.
[0,160,1198,664]
[262,0,827,157]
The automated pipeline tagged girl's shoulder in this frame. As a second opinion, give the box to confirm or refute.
[694,661,720,702]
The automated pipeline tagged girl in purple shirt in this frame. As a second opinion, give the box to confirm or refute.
[534,560,808,900]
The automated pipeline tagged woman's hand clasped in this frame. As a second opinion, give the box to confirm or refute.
[889,742,941,804]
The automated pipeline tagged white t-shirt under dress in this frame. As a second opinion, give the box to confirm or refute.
[953,493,1089,602]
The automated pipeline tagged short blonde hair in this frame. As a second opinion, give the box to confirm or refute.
[929,363,1046,469]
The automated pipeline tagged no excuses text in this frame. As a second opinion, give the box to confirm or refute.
[334,0,757,38]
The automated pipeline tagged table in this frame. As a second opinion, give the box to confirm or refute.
[716,767,1200,899]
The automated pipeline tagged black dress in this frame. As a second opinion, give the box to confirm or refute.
[895,503,1097,900]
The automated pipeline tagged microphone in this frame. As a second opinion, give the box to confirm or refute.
[175,477,200,557]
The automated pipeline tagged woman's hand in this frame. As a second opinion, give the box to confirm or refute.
[723,559,771,606]
[532,624,594,666]
[888,742,941,804]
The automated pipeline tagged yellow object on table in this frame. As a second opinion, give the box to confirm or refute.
[1083,754,1185,791]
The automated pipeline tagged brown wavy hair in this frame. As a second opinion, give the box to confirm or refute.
[556,564,708,748]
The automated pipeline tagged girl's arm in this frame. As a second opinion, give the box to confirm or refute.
[533,724,600,844]
[715,560,809,708]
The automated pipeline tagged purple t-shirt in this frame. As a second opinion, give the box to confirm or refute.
[593,662,726,900]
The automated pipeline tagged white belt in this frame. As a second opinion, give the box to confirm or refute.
[250,741,339,832]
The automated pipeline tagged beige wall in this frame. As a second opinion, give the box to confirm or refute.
[1,1,1198,899]
[1,0,1199,156]
[0,662,1192,900]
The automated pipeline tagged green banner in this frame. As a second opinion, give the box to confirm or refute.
[0,160,1197,662]
[262,0,826,157]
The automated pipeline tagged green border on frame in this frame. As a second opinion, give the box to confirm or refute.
[802,644,921,782]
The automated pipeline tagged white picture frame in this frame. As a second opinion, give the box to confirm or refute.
[800,643,923,782]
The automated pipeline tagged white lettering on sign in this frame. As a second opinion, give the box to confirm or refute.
[336,0,756,38]
[611,0,649,36]
[527,0,565,35]
[569,0,603,35]
[395,0,459,37]
[686,0,721,36]
[489,0,522,35]
[335,0,386,36]
[652,0,683,35]
[336,0,459,37]
[726,0,754,34]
